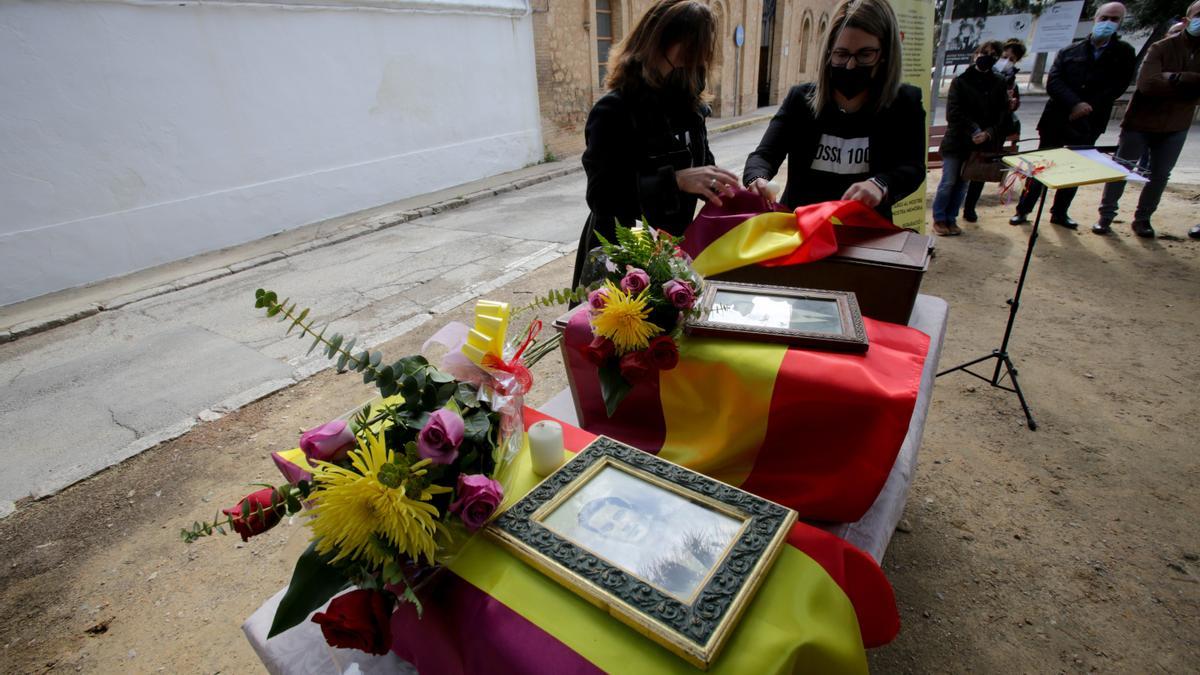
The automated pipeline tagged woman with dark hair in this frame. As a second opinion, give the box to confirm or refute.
[962,38,1026,222]
[742,0,925,220]
[574,0,739,288]
[931,40,1010,236]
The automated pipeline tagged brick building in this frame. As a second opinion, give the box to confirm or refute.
[532,0,839,157]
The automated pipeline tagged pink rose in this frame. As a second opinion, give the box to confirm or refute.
[299,420,357,463]
[663,279,696,310]
[449,474,504,531]
[580,336,616,366]
[272,451,312,486]
[587,287,610,312]
[619,350,656,383]
[417,408,465,464]
[620,268,650,295]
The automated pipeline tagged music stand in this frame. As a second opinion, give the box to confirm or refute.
[936,148,1136,430]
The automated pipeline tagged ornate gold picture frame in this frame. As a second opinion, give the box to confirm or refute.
[685,280,869,352]
[486,436,797,669]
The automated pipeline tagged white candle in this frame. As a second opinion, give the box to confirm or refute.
[528,420,565,477]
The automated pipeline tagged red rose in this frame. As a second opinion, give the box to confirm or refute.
[311,589,395,655]
[647,336,680,370]
[221,488,283,542]
[619,350,656,383]
[580,336,615,365]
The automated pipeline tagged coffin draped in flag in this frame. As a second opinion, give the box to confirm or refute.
[679,190,897,277]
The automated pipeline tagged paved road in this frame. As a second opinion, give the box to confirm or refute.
[0,122,771,516]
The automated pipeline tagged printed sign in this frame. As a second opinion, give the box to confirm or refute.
[889,0,934,232]
[1030,0,1085,54]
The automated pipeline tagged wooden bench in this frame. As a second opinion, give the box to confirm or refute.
[927,124,1019,171]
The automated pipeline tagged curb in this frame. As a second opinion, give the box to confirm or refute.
[2,115,772,344]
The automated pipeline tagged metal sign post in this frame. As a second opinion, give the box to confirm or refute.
[734,24,745,117]
[930,0,954,121]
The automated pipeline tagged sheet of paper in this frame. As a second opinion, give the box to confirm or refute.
[1074,149,1148,183]
[1002,147,1133,189]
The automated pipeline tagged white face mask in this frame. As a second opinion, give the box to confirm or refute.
[993,58,1013,74]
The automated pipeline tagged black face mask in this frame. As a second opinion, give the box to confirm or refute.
[830,65,873,98]
[975,54,997,71]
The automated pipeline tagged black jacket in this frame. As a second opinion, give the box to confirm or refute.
[741,83,925,220]
[1038,37,1136,144]
[582,80,714,237]
[941,66,1012,157]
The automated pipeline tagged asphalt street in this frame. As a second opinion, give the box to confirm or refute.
[0,122,770,517]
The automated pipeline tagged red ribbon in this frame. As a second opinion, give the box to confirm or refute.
[481,320,542,396]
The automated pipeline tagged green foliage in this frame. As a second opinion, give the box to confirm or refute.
[268,543,351,638]
[521,286,588,312]
[597,363,632,417]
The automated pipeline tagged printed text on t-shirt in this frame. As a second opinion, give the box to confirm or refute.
[810,134,871,174]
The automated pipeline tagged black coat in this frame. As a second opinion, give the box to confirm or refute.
[741,83,926,221]
[1038,37,1136,144]
[581,81,715,237]
[941,66,1011,158]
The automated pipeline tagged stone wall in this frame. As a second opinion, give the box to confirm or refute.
[533,0,838,158]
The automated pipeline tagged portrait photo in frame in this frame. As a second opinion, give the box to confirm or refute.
[685,280,869,353]
[486,436,797,670]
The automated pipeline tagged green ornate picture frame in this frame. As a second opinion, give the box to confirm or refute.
[486,436,797,669]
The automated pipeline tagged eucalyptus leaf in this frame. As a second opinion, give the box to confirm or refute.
[268,543,351,638]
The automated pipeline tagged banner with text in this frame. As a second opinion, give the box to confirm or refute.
[945,13,1035,66]
[889,0,935,233]
[1031,1,1085,54]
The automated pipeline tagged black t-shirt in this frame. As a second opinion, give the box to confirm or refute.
[794,104,872,207]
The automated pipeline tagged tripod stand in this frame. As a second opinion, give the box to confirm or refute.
[936,147,1136,431]
[937,188,1045,430]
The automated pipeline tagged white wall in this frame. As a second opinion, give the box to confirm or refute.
[0,0,541,307]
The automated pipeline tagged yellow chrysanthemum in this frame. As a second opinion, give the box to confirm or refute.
[592,281,662,353]
[308,429,452,567]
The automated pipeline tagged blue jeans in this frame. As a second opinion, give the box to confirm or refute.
[1099,128,1189,224]
[932,153,969,224]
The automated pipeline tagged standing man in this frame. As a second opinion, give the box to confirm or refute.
[1010,2,1135,229]
[1094,1,1200,239]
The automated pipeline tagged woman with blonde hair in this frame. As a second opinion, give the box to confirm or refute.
[573,0,740,288]
[743,0,925,220]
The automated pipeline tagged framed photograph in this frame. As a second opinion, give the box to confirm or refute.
[685,280,869,352]
[486,436,797,669]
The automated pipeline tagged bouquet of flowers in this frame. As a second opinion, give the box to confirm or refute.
[182,289,556,654]
[575,225,704,415]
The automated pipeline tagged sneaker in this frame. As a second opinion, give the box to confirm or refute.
[963,209,979,223]
[1131,220,1156,238]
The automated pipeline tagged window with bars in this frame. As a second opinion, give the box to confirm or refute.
[596,0,613,83]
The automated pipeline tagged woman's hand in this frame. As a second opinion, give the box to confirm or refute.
[841,180,885,208]
[971,130,991,145]
[676,166,741,207]
[746,177,774,200]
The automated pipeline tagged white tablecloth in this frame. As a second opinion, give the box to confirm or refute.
[244,295,947,673]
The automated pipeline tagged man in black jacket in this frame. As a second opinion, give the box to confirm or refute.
[1010,2,1135,228]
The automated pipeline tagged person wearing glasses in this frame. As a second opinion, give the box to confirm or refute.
[742,0,925,222]
[930,40,1012,236]
[574,0,740,288]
